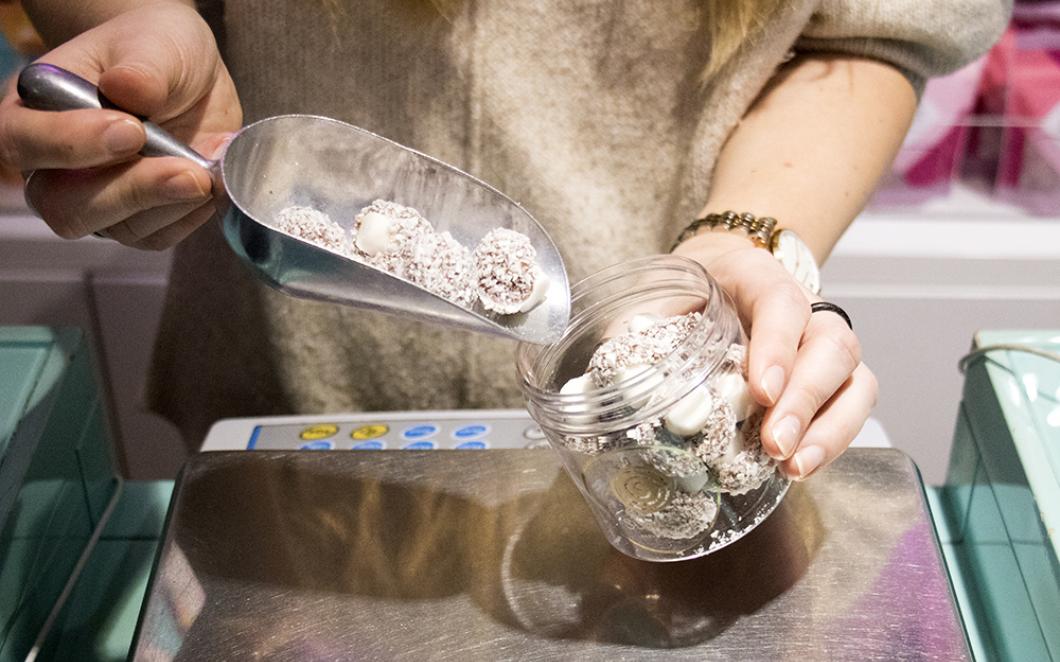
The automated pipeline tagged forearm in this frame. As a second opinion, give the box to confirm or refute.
[22,0,194,46]
[700,54,917,263]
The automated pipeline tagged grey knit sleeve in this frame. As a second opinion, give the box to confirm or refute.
[795,0,1013,94]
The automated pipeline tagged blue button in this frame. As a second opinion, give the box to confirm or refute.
[351,440,386,450]
[299,440,333,450]
[453,424,490,440]
[402,440,436,450]
[402,424,439,440]
[454,440,488,450]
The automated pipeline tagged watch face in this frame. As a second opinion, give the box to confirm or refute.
[771,229,821,295]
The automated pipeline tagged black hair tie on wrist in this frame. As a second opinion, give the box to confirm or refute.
[810,301,852,331]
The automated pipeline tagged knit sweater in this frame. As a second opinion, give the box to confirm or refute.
[150,0,1010,445]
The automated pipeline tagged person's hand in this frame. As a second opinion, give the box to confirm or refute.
[674,231,878,480]
[0,3,242,249]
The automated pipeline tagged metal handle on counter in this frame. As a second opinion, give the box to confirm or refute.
[17,62,213,170]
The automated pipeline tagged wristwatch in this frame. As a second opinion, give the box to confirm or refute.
[672,210,821,295]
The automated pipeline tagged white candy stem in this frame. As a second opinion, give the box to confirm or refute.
[560,374,595,425]
[663,384,715,437]
[355,211,395,255]
[560,374,593,395]
[715,371,756,422]
[518,266,551,313]
[628,313,660,334]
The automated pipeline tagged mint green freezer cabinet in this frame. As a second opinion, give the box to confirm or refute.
[936,330,1060,662]
[0,328,118,662]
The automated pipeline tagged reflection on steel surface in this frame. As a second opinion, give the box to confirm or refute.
[131,450,969,660]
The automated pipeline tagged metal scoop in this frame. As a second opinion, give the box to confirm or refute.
[18,63,571,343]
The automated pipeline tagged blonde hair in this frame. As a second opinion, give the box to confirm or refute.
[705,1,790,76]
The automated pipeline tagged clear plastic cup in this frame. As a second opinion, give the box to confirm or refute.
[517,256,789,562]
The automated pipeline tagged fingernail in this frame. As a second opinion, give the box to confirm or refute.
[760,365,785,405]
[770,415,800,458]
[22,172,39,217]
[793,445,826,479]
[209,132,237,160]
[162,171,208,201]
[103,119,144,154]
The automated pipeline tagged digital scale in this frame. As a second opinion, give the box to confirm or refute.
[199,409,893,452]
[2,327,1056,661]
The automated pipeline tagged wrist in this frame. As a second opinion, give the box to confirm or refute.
[672,209,822,295]
[671,228,757,266]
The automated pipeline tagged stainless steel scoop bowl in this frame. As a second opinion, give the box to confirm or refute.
[18,63,571,343]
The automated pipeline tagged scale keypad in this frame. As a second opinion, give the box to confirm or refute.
[247,415,544,451]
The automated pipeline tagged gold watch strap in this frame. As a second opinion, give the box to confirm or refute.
[671,211,777,252]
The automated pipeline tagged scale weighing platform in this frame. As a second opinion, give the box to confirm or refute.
[127,411,975,661]
[3,327,1056,661]
[131,448,961,660]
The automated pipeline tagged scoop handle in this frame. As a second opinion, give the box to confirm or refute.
[17,62,213,171]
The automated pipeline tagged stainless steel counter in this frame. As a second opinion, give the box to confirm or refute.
[131,449,968,660]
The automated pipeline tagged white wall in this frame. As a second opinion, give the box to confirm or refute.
[824,213,1060,483]
[3,191,1059,483]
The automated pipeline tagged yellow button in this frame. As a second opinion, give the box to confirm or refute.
[299,423,338,441]
[351,424,389,440]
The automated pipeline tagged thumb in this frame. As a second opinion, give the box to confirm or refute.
[95,5,219,121]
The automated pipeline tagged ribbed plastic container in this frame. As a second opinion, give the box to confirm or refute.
[517,256,788,562]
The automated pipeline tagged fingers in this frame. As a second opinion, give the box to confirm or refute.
[673,240,872,480]
[0,3,237,254]
[97,63,171,120]
[132,202,216,251]
[745,280,810,407]
[26,156,212,239]
[104,199,213,246]
[702,248,813,409]
[0,2,218,172]
[760,312,861,459]
[96,4,223,121]
[777,363,878,480]
[0,104,145,170]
